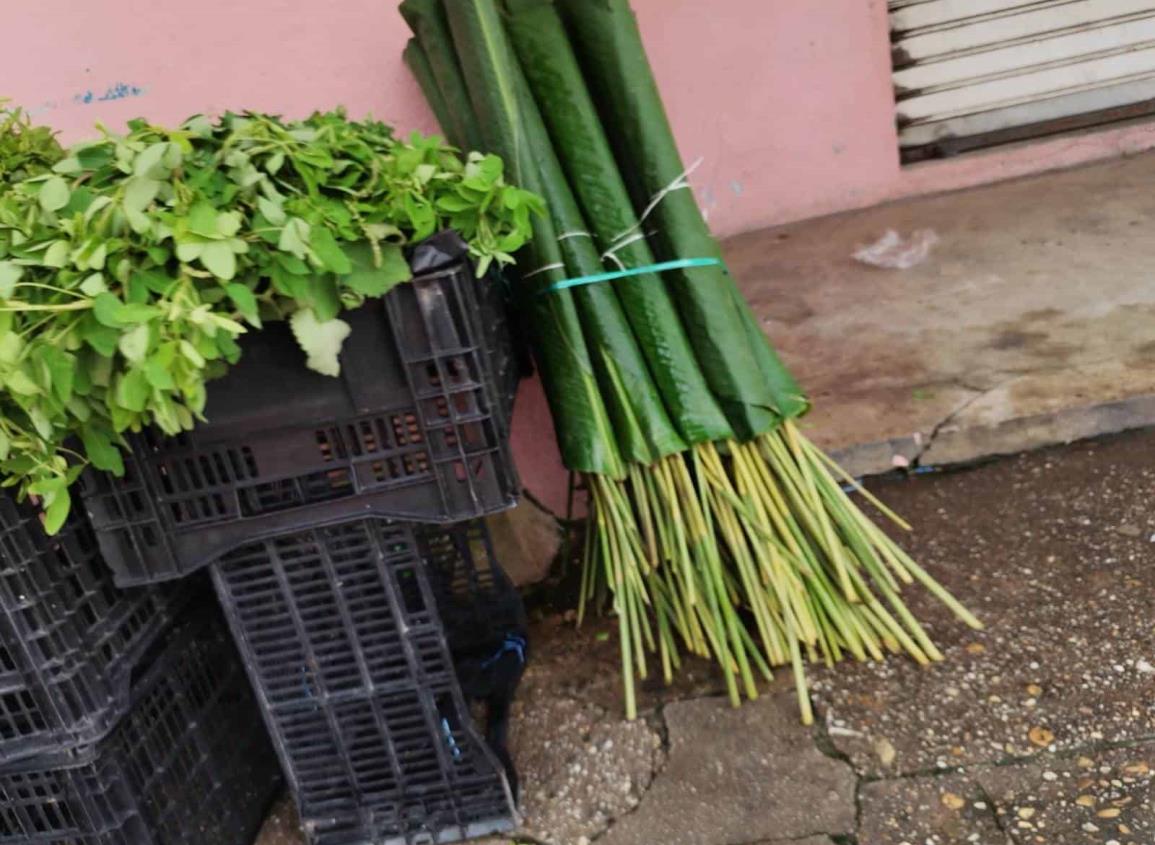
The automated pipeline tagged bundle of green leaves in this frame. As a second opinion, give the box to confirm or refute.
[0,108,541,529]
[0,103,64,189]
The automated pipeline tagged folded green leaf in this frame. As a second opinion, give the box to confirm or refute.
[38,176,70,212]
[5,369,39,396]
[0,262,22,298]
[200,241,237,280]
[400,0,485,151]
[257,196,286,225]
[80,422,125,475]
[123,177,159,215]
[133,142,170,179]
[117,324,150,364]
[290,308,351,377]
[37,346,74,403]
[225,283,260,325]
[506,0,732,445]
[311,226,353,274]
[445,0,624,477]
[79,272,107,296]
[114,368,150,412]
[341,242,411,297]
[43,491,70,535]
[278,218,311,260]
[42,241,69,268]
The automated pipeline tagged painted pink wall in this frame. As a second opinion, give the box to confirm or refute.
[3,0,439,143]
[8,0,1155,513]
[635,0,1155,235]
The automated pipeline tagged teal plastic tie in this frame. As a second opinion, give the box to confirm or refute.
[542,257,723,294]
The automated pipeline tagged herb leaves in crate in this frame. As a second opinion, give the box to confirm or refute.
[0,108,540,529]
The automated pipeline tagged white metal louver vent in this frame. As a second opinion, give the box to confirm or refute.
[892,0,1155,160]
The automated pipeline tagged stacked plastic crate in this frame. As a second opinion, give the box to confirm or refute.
[0,495,282,844]
[79,232,527,845]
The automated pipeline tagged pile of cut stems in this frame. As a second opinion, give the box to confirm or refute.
[401,0,982,722]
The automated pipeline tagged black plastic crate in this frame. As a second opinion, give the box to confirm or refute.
[211,518,516,845]
[418,522,526,658]
[474,270,521,432]
[0,494,187,765]
[419,522,527,801]
[81,232,520,587]
[0,603,282,844]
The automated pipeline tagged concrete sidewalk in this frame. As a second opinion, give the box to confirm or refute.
[257,427,1155,845]
[724,150,1155,478]
[507,429,1155,845]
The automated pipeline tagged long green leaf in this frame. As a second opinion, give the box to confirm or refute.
[444,0,623,478]
[401,39,458,147]
[556,0,809,432]
[504,0,733,447]
[509,70,685,464]
[400,0,484,152]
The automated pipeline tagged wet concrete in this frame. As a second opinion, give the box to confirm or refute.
[811,432,1155,780]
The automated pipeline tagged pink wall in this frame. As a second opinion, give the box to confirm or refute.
[8,0,1155,512]
[635,0,1155,236]
[9,0,1155,241]
[2,0,438,144]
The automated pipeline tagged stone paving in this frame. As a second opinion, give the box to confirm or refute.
[256,428,1155,845]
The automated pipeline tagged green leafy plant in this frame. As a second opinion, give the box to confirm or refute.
[0,103,64,189]
[0,108,541,529]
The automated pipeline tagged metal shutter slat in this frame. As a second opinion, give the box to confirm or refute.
[900,76,1155,145]
[895,16,1155,91]
[897,0,1155,61]
[892,0,1155,154]
[901,44,1155,122]
[892,0,1068,33]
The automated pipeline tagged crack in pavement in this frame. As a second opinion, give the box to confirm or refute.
[906,353,1154,468]
[813,706,859,768]
[975,781,1017,845]
[830,354,1155,478]
[845,778,864,845]
[912,381,995,466]
[585,693,859,845]
[589,704,670,844]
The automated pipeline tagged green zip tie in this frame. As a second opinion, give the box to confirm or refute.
[541,257,724,294]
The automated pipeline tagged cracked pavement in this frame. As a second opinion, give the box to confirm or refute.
[256,428,1155,845]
